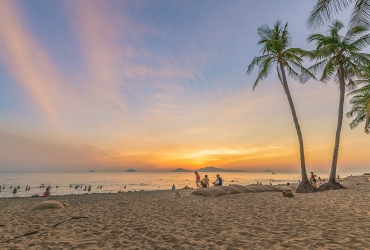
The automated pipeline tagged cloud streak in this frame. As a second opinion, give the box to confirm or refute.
[0,0,71,127]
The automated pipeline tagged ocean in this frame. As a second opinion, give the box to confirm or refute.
[0,171,359,198]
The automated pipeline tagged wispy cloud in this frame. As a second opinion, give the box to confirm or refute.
[0,0,73,127]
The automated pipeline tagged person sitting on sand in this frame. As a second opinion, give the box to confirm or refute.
[195,171,201,189]
[172,184,176,190]
[212,174,223,186]
[310,172,317,187]
[13,188,17,194]
[43,187,50,197]
[201,175,209,188]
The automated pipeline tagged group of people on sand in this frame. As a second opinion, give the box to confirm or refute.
[171,171,223,190]
[195,171,222,188]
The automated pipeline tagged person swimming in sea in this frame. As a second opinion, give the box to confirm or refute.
[43,187,50,197]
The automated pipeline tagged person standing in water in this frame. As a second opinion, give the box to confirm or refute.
[195,171,201,189]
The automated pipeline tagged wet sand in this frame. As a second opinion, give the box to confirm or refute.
[1,176,370,249]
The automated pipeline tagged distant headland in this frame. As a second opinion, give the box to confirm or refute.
[125,169,138,172]
[172,168,192,172]
[198,166,246,172]
[264,169,274,172]
[171,166,246,172]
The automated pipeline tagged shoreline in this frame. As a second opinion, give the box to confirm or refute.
[0,175,364,199]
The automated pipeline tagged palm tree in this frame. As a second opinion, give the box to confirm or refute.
[247,20,316,193]
[347,81,370,133]
[307,0,370,29]
[307,20,370,190]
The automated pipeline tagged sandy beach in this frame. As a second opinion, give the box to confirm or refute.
[1,175,370,249]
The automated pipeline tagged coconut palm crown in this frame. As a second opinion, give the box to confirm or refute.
[247,20,316,193]
[307,20,370,189]
[307,0,370,29]
[347,81,370,133]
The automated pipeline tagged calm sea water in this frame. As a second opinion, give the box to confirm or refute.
[0,171,359,198]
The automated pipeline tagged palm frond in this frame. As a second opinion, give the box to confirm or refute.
[307,0,353,30]
[247,54,273,75]
[252,57,275,90]
[349,0,370,28]
[349,33,370,50]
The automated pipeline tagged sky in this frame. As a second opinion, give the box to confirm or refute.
[0,0,369,172]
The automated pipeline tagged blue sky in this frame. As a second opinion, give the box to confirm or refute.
[0,0,368,172]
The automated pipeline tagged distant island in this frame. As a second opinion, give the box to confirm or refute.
[87,170,95,172]
[172,168,192,172]
[197,166,246,172]
[171,166,246,172]
[264,169,274,172]
[125,169,138,172]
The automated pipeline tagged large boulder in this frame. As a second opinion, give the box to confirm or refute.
[191,187,227,197]
[228,184,255,193]
[217,186,241,195]
[31,201,65,211]
[282,190,294,197]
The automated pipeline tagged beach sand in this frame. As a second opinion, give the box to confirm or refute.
[1,176,370,249]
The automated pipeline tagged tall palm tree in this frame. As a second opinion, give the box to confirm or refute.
[307,0,370,29]
[347,81,370,133]
[247,20,316,193]
[307,20,370,190]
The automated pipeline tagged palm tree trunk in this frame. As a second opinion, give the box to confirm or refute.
[318,62,346,191]
[329,63,346,182]
[279,64,311,188]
